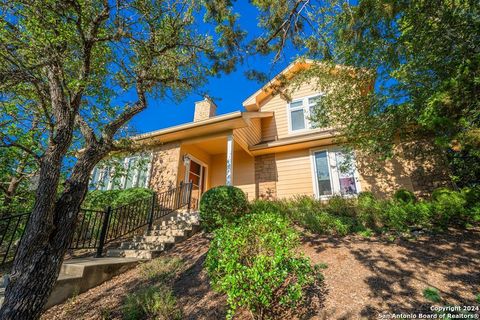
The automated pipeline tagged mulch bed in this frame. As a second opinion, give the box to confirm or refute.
[42,229,480,319]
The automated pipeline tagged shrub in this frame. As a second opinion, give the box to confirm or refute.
[123,286,182,320]
[83,187,153,210]
[423,287,442,303]
[357,191,376,200]
[206,212,320,319]
[199,185,249,231]
[140,257,183,281]
[356,194,383,229]
[431,188,467,228]
[393,189,416,203]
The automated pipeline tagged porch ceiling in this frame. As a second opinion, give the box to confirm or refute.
[183,136,243,155]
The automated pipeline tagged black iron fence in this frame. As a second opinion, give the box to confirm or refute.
[0,182,192,266]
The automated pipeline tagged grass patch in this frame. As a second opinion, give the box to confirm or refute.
[121,257,184,320]
[358,229,374,238]
[476,293,480,304]
[423,287,442,303]
[317,262,328,269]
[139,257,183,281]
[123,285,182,320]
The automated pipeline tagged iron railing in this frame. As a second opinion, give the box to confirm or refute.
[0,182,192,266]
[0,212,31,266]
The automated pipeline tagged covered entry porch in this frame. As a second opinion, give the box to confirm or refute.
[177,132,256,207]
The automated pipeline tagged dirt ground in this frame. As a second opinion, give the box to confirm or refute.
[42,229,480,320]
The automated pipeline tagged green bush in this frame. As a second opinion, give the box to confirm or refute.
[253,187,479,237]
[356,194,383,228]
[83,187,153,210]
[123,285,182,320]
[206,212,320,319]
[431,187,467,228]
[199,185,249,231]
[393,189,416,203]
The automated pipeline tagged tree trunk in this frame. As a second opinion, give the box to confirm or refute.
[0,148,100,320]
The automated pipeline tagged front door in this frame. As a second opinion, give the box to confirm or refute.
[186,159,205,208]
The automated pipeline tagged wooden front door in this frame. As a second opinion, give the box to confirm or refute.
[186,159,205,208]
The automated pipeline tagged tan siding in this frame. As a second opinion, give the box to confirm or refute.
[210,154,226,188]
[233,118,262,150]
[233,150,256,200]
[209,151,255,201]
[260,81,319,141]
[275,149,315,199]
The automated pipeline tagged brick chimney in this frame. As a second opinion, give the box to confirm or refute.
[194,96,217,122]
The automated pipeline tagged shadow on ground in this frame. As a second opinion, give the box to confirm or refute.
[301,228,480,319]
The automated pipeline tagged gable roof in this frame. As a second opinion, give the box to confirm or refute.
[242,59,314,111]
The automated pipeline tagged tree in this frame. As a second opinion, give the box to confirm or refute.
[0,0,243,318]
[250,0,480,184]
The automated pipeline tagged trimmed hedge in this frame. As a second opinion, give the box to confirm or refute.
[199,185,249,231]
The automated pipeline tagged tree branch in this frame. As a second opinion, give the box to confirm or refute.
[102,82,147,142]
[0,142,41,162]
[75,114,97,145]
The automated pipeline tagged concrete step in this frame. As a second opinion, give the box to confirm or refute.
[141,229,186,237]
[132,235,184,243]
[106,249,166,260]
[105,211,199,262]
[119,242,170,251]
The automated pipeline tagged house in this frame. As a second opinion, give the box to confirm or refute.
[91,60,451,206]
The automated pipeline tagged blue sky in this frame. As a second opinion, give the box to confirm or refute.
[130,3,299,134]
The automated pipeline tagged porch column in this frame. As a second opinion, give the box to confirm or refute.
[226,134,234,186]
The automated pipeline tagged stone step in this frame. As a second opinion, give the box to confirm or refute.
[133,234,184,243]
[105,211,200,260]
[119,241,172,251]
[106,249,165,260]
[142,229,186,237]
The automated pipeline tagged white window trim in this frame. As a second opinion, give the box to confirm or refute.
[91,153,153,190]
[309,147,362,199]
[287,93,323,134]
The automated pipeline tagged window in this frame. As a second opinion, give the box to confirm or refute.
[311,149,360,198]
[288,95,322,132]
[89,154,152,190]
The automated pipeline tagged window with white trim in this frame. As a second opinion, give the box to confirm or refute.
[288,95,322,132]
[311,149,361,197]
[89,154,152,190]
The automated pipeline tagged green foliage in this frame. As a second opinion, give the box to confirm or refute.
[123,257,184,320]
[250,0,480,186]
[476,293,480,304]
[205,212,320,319]
[122,286,182,320]
[83,188,153,210]
[250,187,479,236]
[140,258,183,282]
[199,185,249,232]
[393,189,416,203]
[423,287,442,303]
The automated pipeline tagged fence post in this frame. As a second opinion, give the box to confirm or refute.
[187,182,193,211]
[95,206,111,258]
[147,193,156,234]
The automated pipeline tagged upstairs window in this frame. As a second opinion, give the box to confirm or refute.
[288,95,322,132]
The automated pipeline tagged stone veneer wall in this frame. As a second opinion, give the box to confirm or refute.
[148,142,181,193]
[401,139,453,198]
[254,154,278,200]
[356,139,452,199]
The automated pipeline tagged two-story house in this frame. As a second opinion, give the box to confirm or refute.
[90,60,451,206]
